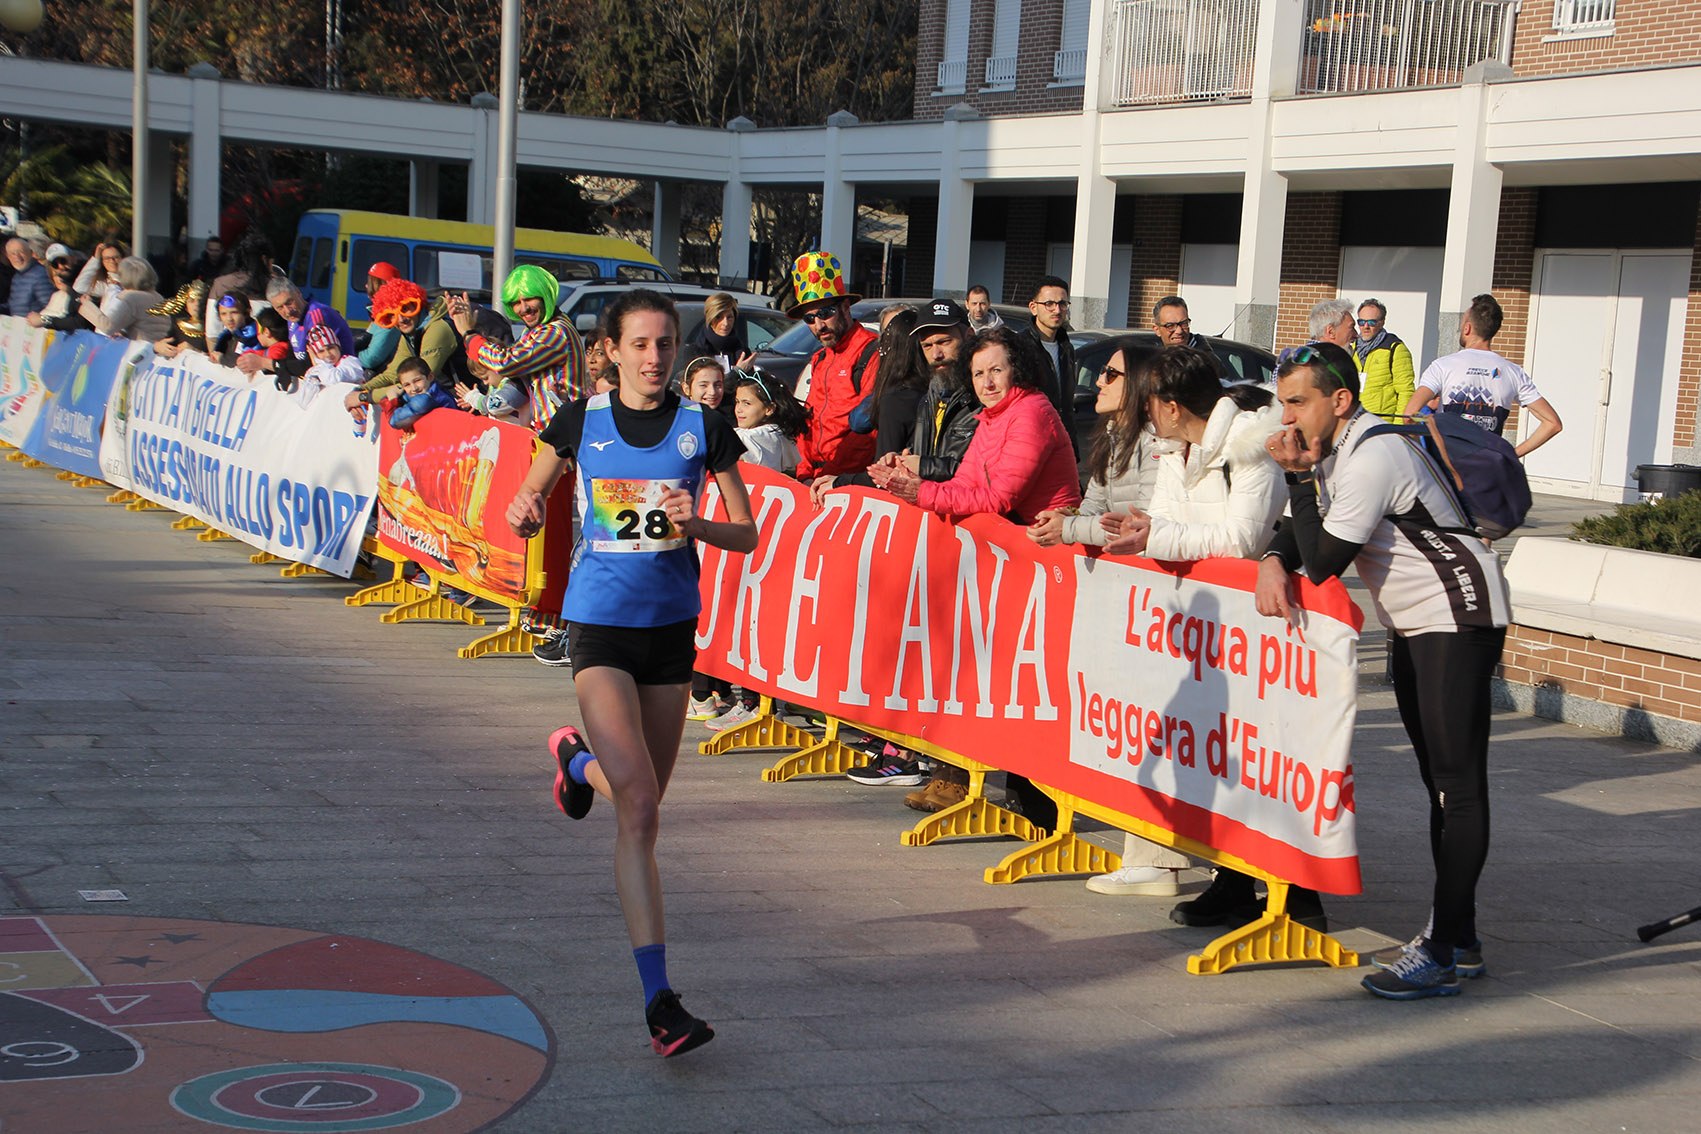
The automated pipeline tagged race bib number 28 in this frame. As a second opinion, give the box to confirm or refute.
[588,477,690,553]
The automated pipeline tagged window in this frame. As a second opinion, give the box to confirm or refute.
[309,238,334,291]
[616,263,669,281]
[288,236,313,287]
[1549,0,1615,39]
[938,0,970,94]
[985,0,1022,91]
[413,246,492,296]
[519,255,598,281]
[350,239,408,286]
[1055,0,1090,83]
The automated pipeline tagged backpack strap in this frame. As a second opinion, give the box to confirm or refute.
[850,339,878,396]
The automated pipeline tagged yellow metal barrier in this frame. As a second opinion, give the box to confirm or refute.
[696,696,824,764]
[170,515,205,530]
[106,489,139,504]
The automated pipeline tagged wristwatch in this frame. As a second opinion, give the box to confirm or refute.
[358,389,372,405]
[1285,469,1315,485]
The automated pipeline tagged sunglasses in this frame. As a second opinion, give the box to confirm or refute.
[1278,344,1355,389]
[1099,364,1125,382]
[1356,318,1382,327]
[799,308,837,325]
[371,296,423,329]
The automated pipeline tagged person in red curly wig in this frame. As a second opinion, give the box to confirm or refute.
[342,279,472,418]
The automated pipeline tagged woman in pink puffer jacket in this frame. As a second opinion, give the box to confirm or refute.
[871,326,1081,524]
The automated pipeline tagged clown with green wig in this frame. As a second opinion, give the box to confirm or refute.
[448,264,588,433]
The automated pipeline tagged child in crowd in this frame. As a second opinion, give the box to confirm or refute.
[253,309,308,385]
[388,356,459,430]
[214,293,263,364]
[731,370,805,475]
[681,357,735,426]
[293,325,365,409]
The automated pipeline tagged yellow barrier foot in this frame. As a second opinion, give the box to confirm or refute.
[20,456,47,468]
[250,551,282,565]
[171,515,206,530]
[125,497,166,511]
[195,527,236,542]
[278,561,330,576]
[379,590,486,627]
[1186,883,1359,974]
[458,609,543,660]
[55,469,75,481]
[983,828,1121,883]
[6,450,28,462]
[900,771,1041,847]
[756,715,870,780]
[345,562,415,607]
[106,489,138,504]
[70,475,105,488]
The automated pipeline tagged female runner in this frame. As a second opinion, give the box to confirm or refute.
[505,289,757,1057]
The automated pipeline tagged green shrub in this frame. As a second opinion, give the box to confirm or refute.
[1571,491,1701,558]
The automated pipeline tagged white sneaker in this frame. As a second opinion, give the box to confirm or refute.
[1085,865,1182,897]
[685,695,723,721]
[705,703,758,731]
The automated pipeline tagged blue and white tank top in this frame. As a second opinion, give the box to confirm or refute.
[562,393,709,628]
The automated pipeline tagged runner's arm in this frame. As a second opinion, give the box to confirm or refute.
[507,450,569,538]
[1514,396,1562,457]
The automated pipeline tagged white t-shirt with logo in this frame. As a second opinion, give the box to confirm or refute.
[1416,348,1542,436]
[1316,411,1510,637]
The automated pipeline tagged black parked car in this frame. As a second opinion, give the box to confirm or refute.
[1065,330,1277,452]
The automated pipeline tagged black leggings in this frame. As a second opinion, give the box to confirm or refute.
[1389,626,1507,948]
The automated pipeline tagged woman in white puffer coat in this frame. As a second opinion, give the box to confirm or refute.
[1086,347,1301,916]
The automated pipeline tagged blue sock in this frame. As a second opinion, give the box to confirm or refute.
[567,749,596,786]
[634,944,669,1005]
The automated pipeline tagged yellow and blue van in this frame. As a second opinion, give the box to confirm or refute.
[290,209,670,327]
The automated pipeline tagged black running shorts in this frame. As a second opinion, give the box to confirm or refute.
[566,619,698,686]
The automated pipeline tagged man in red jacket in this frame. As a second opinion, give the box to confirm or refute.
[788,251,879,482]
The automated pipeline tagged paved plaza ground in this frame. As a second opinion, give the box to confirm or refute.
[3,458,1700,1132]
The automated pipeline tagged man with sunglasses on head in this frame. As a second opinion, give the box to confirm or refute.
[1351,299,1415,420]
[1259,339,1510,1001]
[1019,275,1076,433]
[788,252,879,482]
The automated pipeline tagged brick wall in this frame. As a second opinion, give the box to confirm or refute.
[1001,195,1051,308]
[1486,187,1538,433]
[906,196,939,297]
[1275,192,1343,349]
[1128,195,1183,328]
[1674,200,1701,451]
[1499,624,1701,726]
[1510,1,1701,79]
[913,0,1087,121]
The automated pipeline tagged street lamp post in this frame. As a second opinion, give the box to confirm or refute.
[491,0,519,290]
[132,0,147,255]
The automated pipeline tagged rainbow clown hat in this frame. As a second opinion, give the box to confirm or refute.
[787,251,861,319]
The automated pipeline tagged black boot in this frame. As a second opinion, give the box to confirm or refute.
[1170,869,1261,927]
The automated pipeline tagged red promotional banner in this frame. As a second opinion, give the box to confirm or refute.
[377,408,568,611]
[696,464,1367,894]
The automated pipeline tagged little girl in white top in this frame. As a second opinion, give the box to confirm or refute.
[730,370,805,475]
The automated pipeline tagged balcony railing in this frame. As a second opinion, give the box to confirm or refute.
[937,58,968,94]
[984,54,1018,89]
[1110,0,1261,107]
[1298,0,1517,94]
[1551,0,1614,36]
[1054,47,1088,82]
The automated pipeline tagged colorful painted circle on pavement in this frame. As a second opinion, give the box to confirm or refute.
[0,915,552,1133]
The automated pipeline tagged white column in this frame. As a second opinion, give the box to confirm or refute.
[820,108,858,259]
[1435,62,1512,359]
[466,93,498,226]
[1232,0,1306,350]
[185,64,221,257]
[1068,0,1116,329]
[409,160,440,219]
[652,180,682,275]
[933,104,977,300]
[718,120,755,288]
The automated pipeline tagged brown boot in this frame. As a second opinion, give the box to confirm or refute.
[905,778,946,812]
[927,780,969,811]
